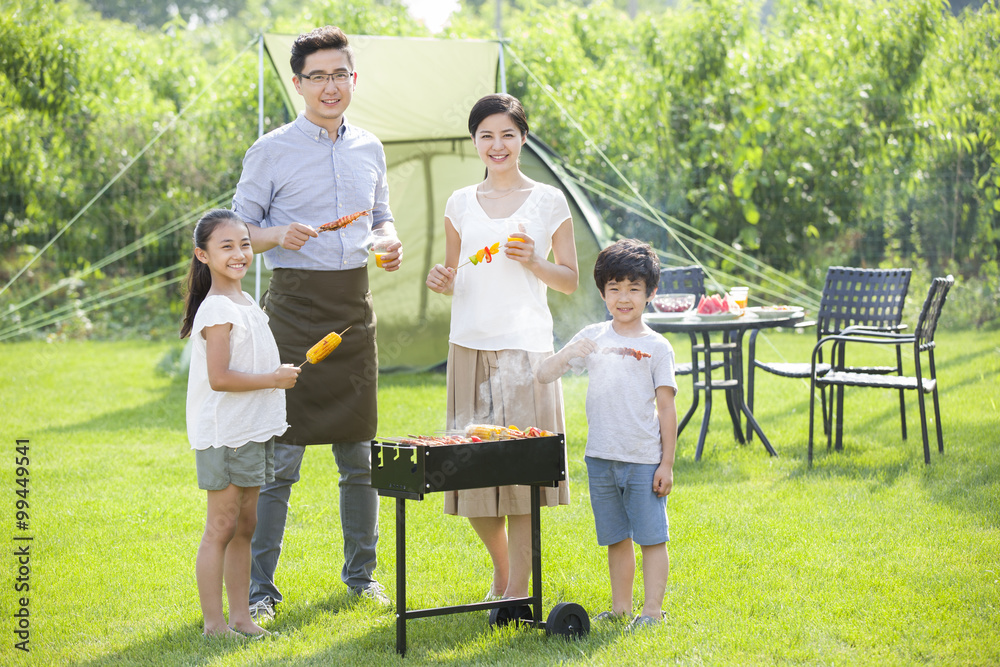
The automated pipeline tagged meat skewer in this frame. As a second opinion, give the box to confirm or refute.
[601,347,651,361]
[317,209,374,233]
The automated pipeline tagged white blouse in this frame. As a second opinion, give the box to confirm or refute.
[445,183,571,352]
[186,293,288,449]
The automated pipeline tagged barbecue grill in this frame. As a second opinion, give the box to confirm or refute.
[371,434,590,656]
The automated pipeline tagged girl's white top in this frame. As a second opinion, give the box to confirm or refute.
[186,292,288,449]
[445,182,571,352]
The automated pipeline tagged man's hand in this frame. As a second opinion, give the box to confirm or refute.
[379,240,403,271]
[276,222,319,251]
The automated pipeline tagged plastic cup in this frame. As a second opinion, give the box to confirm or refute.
[370,224,399,269]
[731,286,749,310]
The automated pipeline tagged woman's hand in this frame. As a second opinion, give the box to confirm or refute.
[504,224,537,268]
[426,264,456,294]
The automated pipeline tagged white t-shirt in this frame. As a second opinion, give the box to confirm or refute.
[568,321,677,464]
[186,292,288,450]
[445,182,571,352]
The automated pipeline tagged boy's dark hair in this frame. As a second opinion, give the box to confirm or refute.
[291,25,354,74]
[593,239,660,297]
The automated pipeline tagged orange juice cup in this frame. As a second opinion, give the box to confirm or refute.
[731,286,749,310]
[374,251,387,268]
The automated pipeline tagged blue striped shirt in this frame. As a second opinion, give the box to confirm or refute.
[232,113,394,271]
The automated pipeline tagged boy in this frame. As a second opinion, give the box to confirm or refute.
[536,238,677,628]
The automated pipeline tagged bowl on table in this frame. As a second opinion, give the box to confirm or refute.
[651,293,696,314]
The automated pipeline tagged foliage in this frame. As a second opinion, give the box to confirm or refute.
[494,0,999,294]
[2,0,999,339]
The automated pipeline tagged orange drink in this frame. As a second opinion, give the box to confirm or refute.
[731,286,749,311]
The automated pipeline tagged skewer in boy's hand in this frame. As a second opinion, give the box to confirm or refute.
[426,264,456,294]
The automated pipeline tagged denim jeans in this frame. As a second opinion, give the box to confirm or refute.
[249,440,379,605]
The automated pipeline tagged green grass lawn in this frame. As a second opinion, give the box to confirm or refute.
[1,330,998,666]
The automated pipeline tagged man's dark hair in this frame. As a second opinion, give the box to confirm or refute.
[291,26,354,74]
[593,239,660,297]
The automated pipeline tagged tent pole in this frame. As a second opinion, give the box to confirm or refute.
[496,0,506,93]
[255,33,264,302]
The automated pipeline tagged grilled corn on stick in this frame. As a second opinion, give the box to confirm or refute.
[300,327,351,367]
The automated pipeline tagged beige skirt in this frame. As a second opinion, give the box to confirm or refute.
[443,344,570,517]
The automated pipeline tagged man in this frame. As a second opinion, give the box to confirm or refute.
[232,25,402,622]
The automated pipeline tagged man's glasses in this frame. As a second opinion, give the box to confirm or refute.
[297,71,354,85]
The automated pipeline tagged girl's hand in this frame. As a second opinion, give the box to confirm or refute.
[504,224,537,267]
[274,364,301,389]
[426,264,456,294]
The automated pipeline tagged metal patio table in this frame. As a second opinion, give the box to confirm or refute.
[644,310,804,459]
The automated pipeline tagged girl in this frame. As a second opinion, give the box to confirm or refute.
[180,209,300,637]
[425,94,579,600]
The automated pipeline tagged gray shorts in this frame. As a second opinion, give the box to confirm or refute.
[195,438,275,491]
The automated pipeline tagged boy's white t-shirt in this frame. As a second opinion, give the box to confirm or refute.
[567,320,677,464]
[186,292,288,450]
[445,183,571,352]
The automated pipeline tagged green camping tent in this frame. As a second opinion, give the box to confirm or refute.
[261,34,608,371]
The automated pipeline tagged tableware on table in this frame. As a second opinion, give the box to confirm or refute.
[645,311,695,323]
[651,293,697,314]
[686,311,742,322]
[369,224,399,268]
[746,305,804,320]
[730,286,749,312]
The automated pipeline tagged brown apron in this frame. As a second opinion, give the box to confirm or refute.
[262,267,377,445]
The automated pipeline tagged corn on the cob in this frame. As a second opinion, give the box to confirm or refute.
[305,332,341,364]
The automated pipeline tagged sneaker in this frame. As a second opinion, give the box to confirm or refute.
[595,611,629,623]
[629,612,664,631]
[248,597,275,624]
[354,581,392,607]
[483,590,504,603]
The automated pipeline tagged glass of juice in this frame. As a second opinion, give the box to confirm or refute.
[730,286,749,311]
[370,224,399,268]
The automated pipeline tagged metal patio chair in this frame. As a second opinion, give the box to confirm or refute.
[747,266,912,441]
[808,275,953,465]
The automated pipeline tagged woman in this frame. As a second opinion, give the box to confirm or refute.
[425,93,578,600]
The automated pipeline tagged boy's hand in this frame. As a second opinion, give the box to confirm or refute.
[652,463,673,497]
[564,338,598,359]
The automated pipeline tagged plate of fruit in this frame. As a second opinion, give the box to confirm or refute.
[690,293,742,321]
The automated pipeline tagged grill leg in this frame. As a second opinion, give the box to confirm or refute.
[531,485,542,625]
[396,497,406,656]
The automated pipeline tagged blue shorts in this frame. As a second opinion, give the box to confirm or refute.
[586,456,669,546]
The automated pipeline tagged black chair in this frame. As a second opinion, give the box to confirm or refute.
[656,266,737,439]
[748,266,912,441]
[808,275,953,465]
